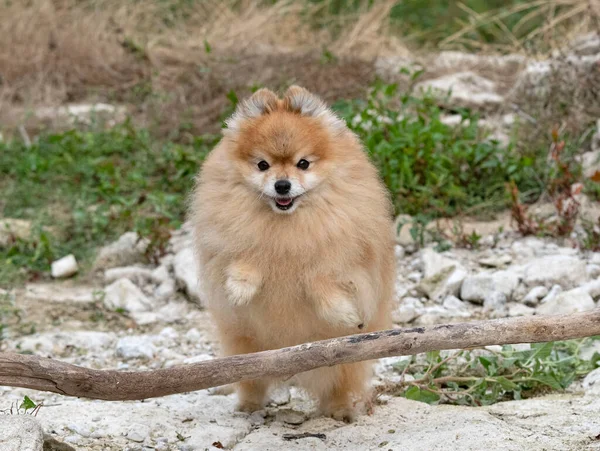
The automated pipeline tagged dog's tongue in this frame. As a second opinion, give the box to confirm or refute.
[277,198,293,206]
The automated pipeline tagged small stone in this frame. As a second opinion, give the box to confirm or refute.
[116,336,156,360]
[523,255,587,288]
[483,291,508,318]
[185,328,202,342]
[523,286,549,306]
[418,265,467,303]
[103,278,153,313]
[461,271,520,304]
[581,279,600,299]
[395,245,405,260]
[269,385,291,406]
[540,285,562,304]
[536,288,595,315]
[413,71,504,110]
[94,232,149,270]
[442,295,468,311]
[104,266,155,285]
[173,248,204,304]
[392,297,423,323]
[276,409,307,425]
[0,415,44,451]
[407,272,422,283]
[508,303,536,317]
[586,264,600,279]
[249,410,266,426]
[183,354,213,364]
[583,368,600,396]
[51,254,79,278]
[478,254,512,268]
[126,423,150,443]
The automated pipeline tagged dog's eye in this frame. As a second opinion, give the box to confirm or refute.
[257,160,270,171]
[297,159,310,170]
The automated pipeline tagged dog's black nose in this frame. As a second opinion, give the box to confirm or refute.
[274,180,291,195]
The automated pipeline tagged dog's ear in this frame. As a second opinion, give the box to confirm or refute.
[225,88,279,134]
[283,85,346,134]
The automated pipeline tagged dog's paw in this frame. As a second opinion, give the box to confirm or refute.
[225,263,262,306]
[324,405,356,423]
[319,295,363,330]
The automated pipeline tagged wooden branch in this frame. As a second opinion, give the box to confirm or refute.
[1,310,599,401]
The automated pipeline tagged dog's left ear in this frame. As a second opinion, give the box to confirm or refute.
[283,86,346,134]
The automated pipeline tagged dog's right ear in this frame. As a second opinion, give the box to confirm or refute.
[224,88,279,135]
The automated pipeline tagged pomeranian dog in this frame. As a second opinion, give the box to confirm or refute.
[191,86,396,422]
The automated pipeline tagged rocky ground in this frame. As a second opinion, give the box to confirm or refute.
[2,217,600,450]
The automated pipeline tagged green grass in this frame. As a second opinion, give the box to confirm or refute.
[389,338,600,406]
[333,81,545,218]
[0,120,217,285]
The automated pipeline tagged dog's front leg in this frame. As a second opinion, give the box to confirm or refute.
[225,261,263,306]
[310,274,364,331]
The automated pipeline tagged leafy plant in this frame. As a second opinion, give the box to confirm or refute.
[382,339,600,406]
[334,80,528,218]
[0,121,217,285]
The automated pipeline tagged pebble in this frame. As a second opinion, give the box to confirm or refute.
[51,254,79,278]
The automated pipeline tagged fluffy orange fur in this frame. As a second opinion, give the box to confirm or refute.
[191,86,396,421]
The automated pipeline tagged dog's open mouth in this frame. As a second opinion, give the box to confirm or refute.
[274,197,295,211]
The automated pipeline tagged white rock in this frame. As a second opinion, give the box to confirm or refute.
[540,285,563,304]
[442,295,468,312]
[104,266,155,285]
[524,255,587,288]
[155,279,177,302]
[583,368,600,396]
[461,270,520,304]
[523,286,549,306]
[155,301,188,323]
[173,247,204,304]
[392,297,423,323]
[418,265,467,302]
[478,254,512,268]
[94,232,149,270]
[586,264,600,279]
[508,303,536,317]
[0,415,44,451]
[395,245,405,260]
[483,291,508,318]
[536,288,595,315]
[103,278,153,313]
[126,423,150,443]
[185,328,202,342]
[420,248,456,279]
[0,218,32,246]
[25,283,95,304]
[14,331,116,354]
[183,354,213,364]
[414,71,504,110]
[116,336,156,360]
[581,279,600,299]
[51,254,79,278]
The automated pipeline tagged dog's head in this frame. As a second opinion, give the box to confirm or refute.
[223,86,349,214]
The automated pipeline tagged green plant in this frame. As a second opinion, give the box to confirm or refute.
[0,121,217,285]
[334,81,528,218]
[384,338,600,406]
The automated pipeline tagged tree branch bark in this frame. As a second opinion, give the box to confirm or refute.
[1,310,599,401]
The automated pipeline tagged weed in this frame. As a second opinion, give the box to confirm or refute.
[383,338,600,406]
[0,121,217,285]
[335,80,529,218]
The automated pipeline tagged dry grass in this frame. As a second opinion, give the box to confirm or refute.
[0,0,408,137]
[441,0,600,54]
